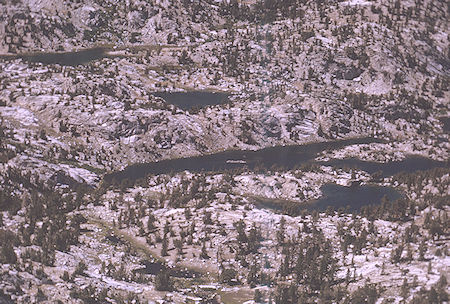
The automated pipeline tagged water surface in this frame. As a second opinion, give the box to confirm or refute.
[104,137,382,183]
[105,137,447,183]
[104,137,447,213]
[152,91,229,110]
[320,156,446,177]
[256,183,402,213]
[313,183,402,211]
[23,48,107,65]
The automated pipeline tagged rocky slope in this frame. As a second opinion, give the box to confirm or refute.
[0,0,448,303]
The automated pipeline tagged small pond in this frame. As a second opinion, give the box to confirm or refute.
[320,156,446,177]
[256,183,403,213]
[152,91,229,110]
[313,183,402,211]
[23,47,107,65]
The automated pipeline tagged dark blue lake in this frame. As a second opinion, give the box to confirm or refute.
[105,137,446,183]
[319,156,445,177]
[104,137,382,182]
[313,183,402,211]
[104,137,447,212]
[255,183,403,213]
[152,91,229,110]
[24,47,107,65]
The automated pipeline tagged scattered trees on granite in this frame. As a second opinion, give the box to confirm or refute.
[349,283,382,304]
[0,115,17,163]
[410,274,448,304]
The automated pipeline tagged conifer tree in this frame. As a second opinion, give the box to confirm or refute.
[161,234,168,256]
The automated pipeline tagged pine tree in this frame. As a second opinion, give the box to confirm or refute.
[419,239,427,261]
[406,244,413,261]
[73,261,87,277]
[61,271,70,282]
[163,221,170,236]
[200,241,210,259]
[276,217,286,246]
[147,213,156,232]
[161,234,168,256]
[247,263,259,287]
[248,223,261,253]
[174,238,183,256]
[401,278,409,300]
[234,219,247,245]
